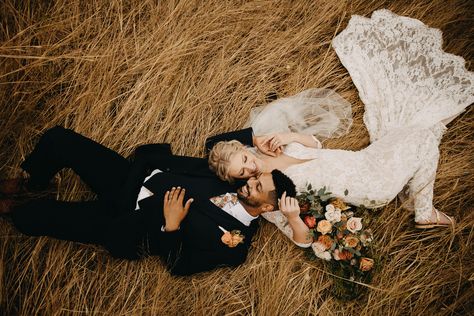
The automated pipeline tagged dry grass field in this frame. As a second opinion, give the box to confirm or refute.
[0,0,473,315]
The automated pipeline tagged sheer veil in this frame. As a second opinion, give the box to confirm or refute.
[246,88,353,140]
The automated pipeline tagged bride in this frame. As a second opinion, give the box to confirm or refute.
[206,10,473,247]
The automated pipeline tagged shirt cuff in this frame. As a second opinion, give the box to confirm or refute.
[161,225,180,232]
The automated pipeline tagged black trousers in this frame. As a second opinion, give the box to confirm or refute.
[12,126,132,245]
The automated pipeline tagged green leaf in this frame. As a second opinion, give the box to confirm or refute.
[317,188,325,196]
[321,194,331,202]
[345,247,356,254]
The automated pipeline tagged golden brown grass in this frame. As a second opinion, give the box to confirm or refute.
[0,0,473,314]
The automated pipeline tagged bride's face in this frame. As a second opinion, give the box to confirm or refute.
[227,149,265,179]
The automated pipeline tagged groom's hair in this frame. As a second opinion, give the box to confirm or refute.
[269,169,296,206]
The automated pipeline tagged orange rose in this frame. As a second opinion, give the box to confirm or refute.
[344,236,359,248]
[359,257,374,271]
[317,235,334,250]
[221,231,244,248]
[330,198,350,210]
[231,233,244,245]
[303,215,316,228]
[339,250,353,261]
[316,220,332,235]
[334,249,353,261]
[221,232,232,245]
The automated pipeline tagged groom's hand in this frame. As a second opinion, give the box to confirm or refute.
[163,187,194,232]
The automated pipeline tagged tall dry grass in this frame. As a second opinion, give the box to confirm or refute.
[0,0,473,314]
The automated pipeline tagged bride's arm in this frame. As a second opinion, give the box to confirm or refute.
[279,193,313,245]
[259,133,321,152]
[287,217,313,245]
[262,211,313,248]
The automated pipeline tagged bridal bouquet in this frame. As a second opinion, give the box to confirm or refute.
[297,184,376,299]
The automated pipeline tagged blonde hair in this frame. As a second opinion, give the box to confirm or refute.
[208,140,246,182]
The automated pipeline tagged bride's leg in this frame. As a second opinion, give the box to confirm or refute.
[409,144,452,225]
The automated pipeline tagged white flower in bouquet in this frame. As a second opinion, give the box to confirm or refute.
[311,242,332,261]
[324,206,342,224]
[316,251,332,261]
[325,204,335,212]
[312,242,326,253]
[311,241,332,261]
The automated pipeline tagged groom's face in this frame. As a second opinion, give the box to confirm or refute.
[236,173,275,212]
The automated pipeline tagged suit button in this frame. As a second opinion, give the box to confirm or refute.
[165,168,170,171]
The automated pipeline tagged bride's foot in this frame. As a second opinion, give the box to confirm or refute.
[415,208,455,229]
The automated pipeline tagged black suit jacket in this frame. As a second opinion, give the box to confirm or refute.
[103,128,256,276]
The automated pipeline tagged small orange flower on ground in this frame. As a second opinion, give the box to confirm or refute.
[359,257,375,271]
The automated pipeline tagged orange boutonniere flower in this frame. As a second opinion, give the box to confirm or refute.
[219,227,245,248]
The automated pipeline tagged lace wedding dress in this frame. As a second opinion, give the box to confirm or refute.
[261,10,473,246]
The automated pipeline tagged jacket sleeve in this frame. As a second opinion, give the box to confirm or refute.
[118,143,173,211]
[205,127,254,154]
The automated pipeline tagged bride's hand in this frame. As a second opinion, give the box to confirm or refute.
[264,133,294,152]
[279,191,300,219]
[254,135,283,157]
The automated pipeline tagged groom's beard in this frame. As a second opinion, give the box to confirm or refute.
[237,185,260,208]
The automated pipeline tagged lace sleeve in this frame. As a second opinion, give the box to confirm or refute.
[262,211,312,248]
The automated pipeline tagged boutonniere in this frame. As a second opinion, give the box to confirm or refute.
[219,226,245,248]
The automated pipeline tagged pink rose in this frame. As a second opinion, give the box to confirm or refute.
[346,217,363,233]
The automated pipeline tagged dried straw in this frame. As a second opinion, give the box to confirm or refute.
[0,0,473,314]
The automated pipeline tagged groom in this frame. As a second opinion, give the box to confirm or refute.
[4,126,296,276]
